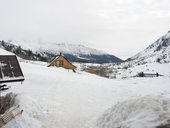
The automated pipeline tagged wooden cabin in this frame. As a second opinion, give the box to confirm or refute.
[137,72,163,77]
[48,53,76,70]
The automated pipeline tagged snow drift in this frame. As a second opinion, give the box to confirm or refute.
[96,96,170,128]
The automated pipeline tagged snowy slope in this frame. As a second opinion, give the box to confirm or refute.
[130,31,170,63]
[2,60,170,128]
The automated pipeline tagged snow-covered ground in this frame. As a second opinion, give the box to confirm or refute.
[2,60,170,128]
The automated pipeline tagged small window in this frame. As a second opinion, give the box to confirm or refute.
[59,60,64,66]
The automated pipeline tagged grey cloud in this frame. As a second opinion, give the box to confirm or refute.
[0,0,170,59]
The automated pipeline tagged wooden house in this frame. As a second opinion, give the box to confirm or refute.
[48,53,76,70]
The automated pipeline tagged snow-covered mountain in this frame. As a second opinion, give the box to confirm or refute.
[129,31,170,64]
[1,40,122,64]
[42,43,123,63]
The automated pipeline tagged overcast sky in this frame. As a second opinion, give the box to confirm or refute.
[0,0,170,59]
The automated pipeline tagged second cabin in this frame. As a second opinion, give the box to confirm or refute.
[48,53,76,70]
[137,72,163,77]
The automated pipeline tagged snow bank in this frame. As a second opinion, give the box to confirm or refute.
[96,96,170,128]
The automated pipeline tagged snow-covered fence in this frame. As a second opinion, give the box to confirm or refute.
[0,105,23,127]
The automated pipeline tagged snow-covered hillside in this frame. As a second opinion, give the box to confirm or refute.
[130,31,170,64]
[4,40,122,63]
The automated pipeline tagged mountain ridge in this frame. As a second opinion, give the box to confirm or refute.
[0,40,122,64]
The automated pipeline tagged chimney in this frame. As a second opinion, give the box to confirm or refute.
[60,52,62,56]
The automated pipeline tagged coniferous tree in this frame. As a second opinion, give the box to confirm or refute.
[1,40,5,46]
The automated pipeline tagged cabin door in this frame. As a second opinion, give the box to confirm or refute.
[56,61,60,66]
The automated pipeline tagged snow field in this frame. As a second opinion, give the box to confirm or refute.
[3,62,170,128]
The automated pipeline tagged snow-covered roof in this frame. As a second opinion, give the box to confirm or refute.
[0,55,24,83]
[0,48,14,55]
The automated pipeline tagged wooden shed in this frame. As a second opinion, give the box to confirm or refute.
[48,53,76,70]
[0,55,25,83]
